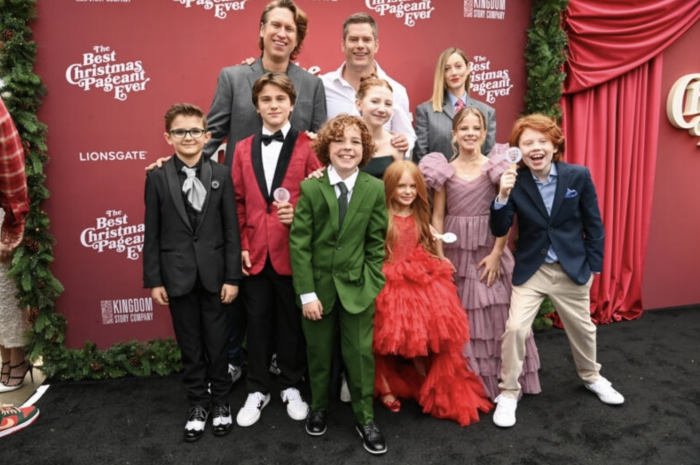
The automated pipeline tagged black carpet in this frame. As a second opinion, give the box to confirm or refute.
[3,307,699,465]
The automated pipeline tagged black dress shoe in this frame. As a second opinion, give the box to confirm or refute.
[356,420,387,455]
[212,404,234,437]
[305,409,327,436]
[184,405,209,442]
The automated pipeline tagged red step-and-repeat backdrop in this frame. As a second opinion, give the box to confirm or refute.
[33,0,534,349]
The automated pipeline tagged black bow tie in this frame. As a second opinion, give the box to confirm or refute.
[261,130,284,146]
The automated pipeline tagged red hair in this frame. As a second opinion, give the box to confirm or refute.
[382,161,438,262]
[508,113,565,162]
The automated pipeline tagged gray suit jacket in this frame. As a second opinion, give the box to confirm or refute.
[413,93,496,162]
[204,57,327,167]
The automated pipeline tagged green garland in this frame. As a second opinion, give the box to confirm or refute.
[0,0,181,381]
[523,0,569,331]
[524,0,569,120]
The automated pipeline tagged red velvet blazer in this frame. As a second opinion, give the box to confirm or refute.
[232,129,321,276]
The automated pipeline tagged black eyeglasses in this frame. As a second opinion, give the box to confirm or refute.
[169,128,206,139]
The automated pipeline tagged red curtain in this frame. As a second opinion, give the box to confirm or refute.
[562,0,700,323]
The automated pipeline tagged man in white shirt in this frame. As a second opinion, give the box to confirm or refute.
[321,13,416,156]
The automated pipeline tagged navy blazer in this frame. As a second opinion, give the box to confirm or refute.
[489,162,604,286]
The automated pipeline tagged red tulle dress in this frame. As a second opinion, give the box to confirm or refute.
[373,214,493,426]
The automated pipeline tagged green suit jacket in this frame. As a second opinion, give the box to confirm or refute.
[289,170,388,314]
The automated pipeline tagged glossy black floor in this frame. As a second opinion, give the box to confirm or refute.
[4,307,699,465]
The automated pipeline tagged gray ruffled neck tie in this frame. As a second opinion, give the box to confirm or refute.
[181,166,206,212]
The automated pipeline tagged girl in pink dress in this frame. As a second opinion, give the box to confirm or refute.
[419,108,541,400]
[373,160,492,426]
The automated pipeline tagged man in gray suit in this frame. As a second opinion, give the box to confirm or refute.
[203,0,327,385]
[204,0,327,167]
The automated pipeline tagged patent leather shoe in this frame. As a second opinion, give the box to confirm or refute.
[184,405,208,442]
[305,409,327,436]
[212,404,233,437]
[356,420,387,455]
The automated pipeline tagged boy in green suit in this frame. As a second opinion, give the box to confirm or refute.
[289,114,388,455]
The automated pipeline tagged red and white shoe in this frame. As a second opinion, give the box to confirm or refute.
[0,404,40,438]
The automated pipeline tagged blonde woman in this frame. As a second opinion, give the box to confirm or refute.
[414,47,496,162]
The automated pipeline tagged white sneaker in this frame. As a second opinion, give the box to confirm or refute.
[281,387,309,421]
[236,392,270,427]
[493,395,518,428]
[585,377,625,405]
[340,373,351,403]
[228,364,242,385]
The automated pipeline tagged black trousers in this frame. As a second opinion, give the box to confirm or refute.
[243,257,306,394]
[169,279,232,407]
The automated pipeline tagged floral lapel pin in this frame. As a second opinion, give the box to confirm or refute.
[211,180,220,189]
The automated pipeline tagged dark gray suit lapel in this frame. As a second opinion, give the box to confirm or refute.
[165,159,193,232]
[443,98,456,120]
[287,64,304,101]
[549,162,568,220]
[246,57,266,88]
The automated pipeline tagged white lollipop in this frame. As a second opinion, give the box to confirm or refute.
[433,232,458,243]
[273,187,290,203]
[506,147,523,165]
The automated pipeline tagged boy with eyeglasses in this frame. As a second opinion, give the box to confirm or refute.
[143,103,242,442]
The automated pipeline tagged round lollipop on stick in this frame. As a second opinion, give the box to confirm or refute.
[273,187,291,203]
[505,147,523,170]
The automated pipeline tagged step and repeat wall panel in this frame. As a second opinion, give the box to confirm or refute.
[33,0,533,349]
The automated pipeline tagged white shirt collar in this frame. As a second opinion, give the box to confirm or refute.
[328,164,359,191]
[262,121,291,137]
[530,161,558,183]
[330,61,389,87]
[447,92,468,106]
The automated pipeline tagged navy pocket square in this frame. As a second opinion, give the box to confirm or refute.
[565,188,578,199]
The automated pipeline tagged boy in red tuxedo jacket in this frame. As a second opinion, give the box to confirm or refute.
[232,73,321,428]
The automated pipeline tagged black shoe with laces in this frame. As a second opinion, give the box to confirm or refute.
[212,403,233,437]
[305,409,327,436]
[184,405,209,442]
[356,420,387,455]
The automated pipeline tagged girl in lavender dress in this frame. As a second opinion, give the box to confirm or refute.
[419,107,541,400]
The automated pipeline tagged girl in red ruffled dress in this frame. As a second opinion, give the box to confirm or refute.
[373,160,492,426]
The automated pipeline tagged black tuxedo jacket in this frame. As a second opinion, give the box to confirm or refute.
[143,156,241,297]
[490,162,605,286]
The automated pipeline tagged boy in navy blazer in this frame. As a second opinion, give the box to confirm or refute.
[489,114,624,428]
[144,104,241,442]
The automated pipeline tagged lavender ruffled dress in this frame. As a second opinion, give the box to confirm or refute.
[419,150,541,400]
